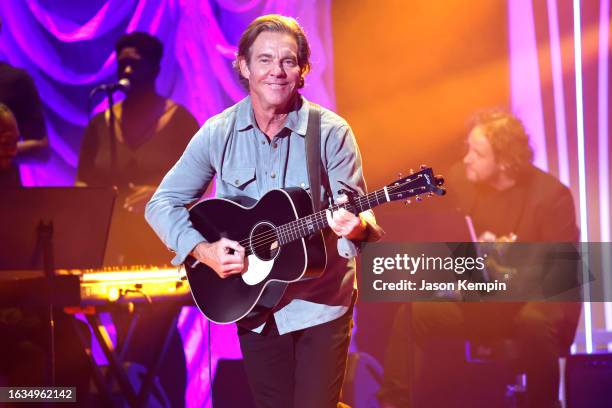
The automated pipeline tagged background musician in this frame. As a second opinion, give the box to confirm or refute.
[378,111,581,408]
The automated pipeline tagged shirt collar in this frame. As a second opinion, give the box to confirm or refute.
[285,96,309,136]
[236,96,255,131]
[236,95,309,137]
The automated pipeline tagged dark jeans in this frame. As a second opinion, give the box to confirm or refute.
[238,309,353,408]
[379,302,580,408]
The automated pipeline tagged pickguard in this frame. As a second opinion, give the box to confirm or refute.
[241,254,275,285]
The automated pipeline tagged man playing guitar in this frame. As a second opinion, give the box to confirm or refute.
[146,14,384,408]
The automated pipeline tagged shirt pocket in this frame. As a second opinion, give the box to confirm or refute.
[285,174,309,191]
[221,167,257,195]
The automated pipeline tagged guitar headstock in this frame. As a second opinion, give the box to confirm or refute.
[385,166,446,204]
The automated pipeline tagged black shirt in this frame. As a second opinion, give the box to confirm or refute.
[449,164,578,242]
[77,98,198,266]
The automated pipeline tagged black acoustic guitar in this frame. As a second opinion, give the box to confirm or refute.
[184,167,445,324]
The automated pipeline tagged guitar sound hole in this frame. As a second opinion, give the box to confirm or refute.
[250,222,280,261]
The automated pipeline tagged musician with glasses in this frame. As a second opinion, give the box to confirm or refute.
[146,14,384,408]
[378,111,581,408]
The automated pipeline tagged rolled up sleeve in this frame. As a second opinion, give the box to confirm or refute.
[324,124,385,259]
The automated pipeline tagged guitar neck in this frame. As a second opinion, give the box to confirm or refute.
[276,188,389,246]
[238,168,442,255]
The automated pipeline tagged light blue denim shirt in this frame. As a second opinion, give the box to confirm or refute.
[145,95,381,334]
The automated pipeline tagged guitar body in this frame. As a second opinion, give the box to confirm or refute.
[181,166,445,324]
[184,188,327,325]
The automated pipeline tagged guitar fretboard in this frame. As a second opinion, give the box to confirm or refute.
[241,171,436,255]
[274,188,384,246]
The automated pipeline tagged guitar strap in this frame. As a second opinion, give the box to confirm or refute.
[306,102,323,211]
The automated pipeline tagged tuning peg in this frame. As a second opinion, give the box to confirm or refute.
[420,164,427,169]
[397,172,403,179]
[416,196,423,202]
[435,175,445,186]
[409,168,414,174]
[404,199,411,205]
[429,187,446,196]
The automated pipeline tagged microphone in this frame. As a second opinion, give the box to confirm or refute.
[89,78,131,97]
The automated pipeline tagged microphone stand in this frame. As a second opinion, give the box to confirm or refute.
[36,220,56,386]
[88,80,129,183]
[106,88,118,184]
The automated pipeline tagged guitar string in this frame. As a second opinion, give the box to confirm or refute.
[242,183,430,253]
[265,182,432,250]
[246,177,431,249]
[234,177,432,253]
[238,189,384,252]
[237,178,431,253]
[250,186,428,252]
[238,186,382,247]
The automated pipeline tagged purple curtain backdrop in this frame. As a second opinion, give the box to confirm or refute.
[0,1,334,406]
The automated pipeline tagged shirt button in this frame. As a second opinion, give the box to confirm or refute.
[235,179,240,184]
[261,140,266,145]
[271,172,276,179]
[272,142,278,148]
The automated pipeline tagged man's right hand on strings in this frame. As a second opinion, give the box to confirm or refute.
[190,238,247,279]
